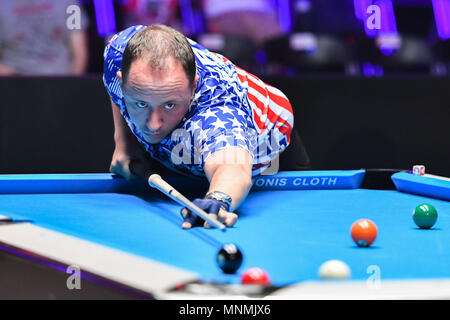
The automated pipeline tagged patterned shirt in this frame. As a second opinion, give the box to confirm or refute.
[0,0,88,75]
[103,25,293,177]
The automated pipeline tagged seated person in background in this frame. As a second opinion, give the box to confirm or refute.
[120,0,183,32]
[103,25,310,229]
[202,0,284,46]
[0,0,88,76]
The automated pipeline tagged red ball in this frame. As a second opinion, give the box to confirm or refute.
[350,219,378,247]
[241,267,271,285]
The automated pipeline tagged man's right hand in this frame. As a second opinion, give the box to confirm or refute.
[109,141,151,181]
[110,147,136,180]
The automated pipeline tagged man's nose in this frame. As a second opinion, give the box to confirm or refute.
[146,108,163,132]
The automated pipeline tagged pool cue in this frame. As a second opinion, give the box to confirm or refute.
[129,160,226,231]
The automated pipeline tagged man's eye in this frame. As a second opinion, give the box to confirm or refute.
[136,102,148,108]
[164,103,175,110]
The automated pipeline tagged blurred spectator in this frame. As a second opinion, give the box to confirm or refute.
[292,0,362,37]
[120,0,183,31]
[0,0,88,76]
[202,0,283,46]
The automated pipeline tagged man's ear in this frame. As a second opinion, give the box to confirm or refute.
[116,71,123,85]
[192,74,199,95]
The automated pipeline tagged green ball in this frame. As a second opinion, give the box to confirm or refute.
[413,203,438,229]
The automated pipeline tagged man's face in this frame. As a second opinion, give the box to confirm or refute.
[121,56,196,144]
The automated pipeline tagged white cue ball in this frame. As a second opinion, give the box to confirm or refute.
[318,260,351,279]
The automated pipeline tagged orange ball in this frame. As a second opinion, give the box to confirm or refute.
[350,219,377,247]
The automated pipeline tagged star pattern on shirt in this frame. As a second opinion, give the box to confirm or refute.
[103,25,290,177]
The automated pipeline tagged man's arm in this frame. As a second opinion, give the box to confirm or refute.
[110,100,151,179]
[204,146,253,211]
[180,146,253,228]
[111,100,134,144]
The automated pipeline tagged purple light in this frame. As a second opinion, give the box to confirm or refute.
[374,0,399,54]
[179,0,195,35]
[432,0,450,40]
[375,0,398,35]
[355,0,397,39]
[362,62,384,76]
[362,62,376,76]
[254,50,267,65]
[278,0,292,33]
[354,0,373,20]
[93,0,117,37]
[380,47,394,55]
[179,0,205,35]
[375,65,384,76]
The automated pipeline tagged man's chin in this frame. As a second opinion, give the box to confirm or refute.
[144,134,165,144]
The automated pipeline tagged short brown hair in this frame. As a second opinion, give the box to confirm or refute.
[121,24,197,88]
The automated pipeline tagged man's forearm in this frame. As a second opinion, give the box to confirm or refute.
[206,165,253,211]
[111,101,136,145]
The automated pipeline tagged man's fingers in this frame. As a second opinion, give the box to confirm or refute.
[110,164,126,178]
[181,205,239,229]
[181,208,202,227]
[217,209,227,222]
[122,159,137,180]
[204,211,238,228]
[203,213,219,229]
[225,212,238,227]
[110,158,135,180]
[181,208,189,218]
[182,221,192,229]
[218,209,238,227]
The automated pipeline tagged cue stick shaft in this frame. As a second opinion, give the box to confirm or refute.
[129,160,226,230]
[148,174,226,230]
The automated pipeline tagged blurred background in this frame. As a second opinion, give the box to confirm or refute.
[0,0,449,176]
[0,0,449,77]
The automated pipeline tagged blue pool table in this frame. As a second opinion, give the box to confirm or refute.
[0,170,449,299]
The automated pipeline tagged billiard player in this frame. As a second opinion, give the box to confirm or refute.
[103,24,310,229]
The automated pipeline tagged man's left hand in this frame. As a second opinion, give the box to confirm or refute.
[180,198,238,229]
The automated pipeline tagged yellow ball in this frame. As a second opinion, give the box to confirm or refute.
[318,260,351,279]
